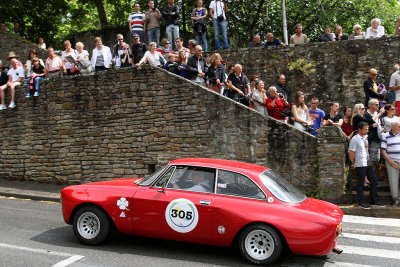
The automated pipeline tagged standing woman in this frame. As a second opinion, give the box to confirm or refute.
[342,106,354,140]
[191,0,208,52]
[61,40,77,75]
[136,42,165,67]
[292,91,313,131]
[176,49,188,78]
[91,37,113,72]
[251,80,268,116]
[351,103,366,134]
[75,42,92,73]
[381,104,399,133]
[206,53,225,94]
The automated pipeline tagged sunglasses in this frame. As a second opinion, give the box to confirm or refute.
[371,74,378,76]
[123,48,129,50]
[361,108,365,110]
[118,39,123,41]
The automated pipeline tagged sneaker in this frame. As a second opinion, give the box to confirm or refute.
[371,202,386,208]
[393,199,400,207]
[359,203,371,209]
[26,93,31,98]
[0,104,6,110]
[34,92,39,97]
[8,102,16,108]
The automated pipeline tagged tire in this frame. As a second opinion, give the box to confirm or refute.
[238,224,283,265]
[72,205,110,245]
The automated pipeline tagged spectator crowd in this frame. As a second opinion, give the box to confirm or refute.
[1,1,400,209]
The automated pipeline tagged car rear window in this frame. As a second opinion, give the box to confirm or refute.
[260,170,306,203]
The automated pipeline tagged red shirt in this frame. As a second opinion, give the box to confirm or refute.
[266,97,290,120]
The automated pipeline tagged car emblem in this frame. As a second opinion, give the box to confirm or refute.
[268,197,274,203]
[218,225,225,234]
[117,197,129,210]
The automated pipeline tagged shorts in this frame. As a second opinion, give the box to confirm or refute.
[369,141,381,162]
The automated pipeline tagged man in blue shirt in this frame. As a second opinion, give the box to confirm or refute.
[308,97,325,136]
[264,32,285,47]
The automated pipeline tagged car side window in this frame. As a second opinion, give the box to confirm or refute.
[217,170,266,200]
[166,166,216,193]
[153,166,175,188]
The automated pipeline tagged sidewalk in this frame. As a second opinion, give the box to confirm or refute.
[0,178,399,218]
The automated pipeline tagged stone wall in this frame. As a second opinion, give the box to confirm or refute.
[0,66,330,198]
[219,36,400,112]
[0,31,46,64]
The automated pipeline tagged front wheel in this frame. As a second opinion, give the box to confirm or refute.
[238,224,283,265]
[73,205,110,245]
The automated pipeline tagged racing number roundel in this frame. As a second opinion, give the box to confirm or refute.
[165,198,199,233]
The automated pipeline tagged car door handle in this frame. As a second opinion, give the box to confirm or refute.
[200,200,211,206]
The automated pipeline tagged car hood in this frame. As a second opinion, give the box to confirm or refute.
[295,197,343,223]
[83,178,142,187]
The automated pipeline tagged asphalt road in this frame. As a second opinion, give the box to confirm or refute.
[0,197,399,267]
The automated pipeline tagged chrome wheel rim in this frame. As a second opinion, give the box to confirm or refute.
[77,212,100,239]
[244,229,274,260]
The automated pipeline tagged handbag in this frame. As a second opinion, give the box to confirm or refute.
[70,65,81,74]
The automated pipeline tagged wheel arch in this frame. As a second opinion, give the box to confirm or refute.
[232,221,289,250]
[69,202,115,229]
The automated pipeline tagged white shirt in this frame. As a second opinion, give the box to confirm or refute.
[144,51,161,67]
[195,59,204,83]
[91,46,113,69]
[390,70,400,101]
[209,0,225,19]
[349,134,370,167]
[7,66,25,82]
[365,26,385,38]
[62,50,77,69]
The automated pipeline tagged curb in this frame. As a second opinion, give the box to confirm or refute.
[0,186,60,202]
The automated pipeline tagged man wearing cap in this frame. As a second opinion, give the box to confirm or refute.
[128,2,145,42]
[0,58,24,109]
[6,52,23,69]
[131,33,147,65]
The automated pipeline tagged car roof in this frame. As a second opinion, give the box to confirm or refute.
[170,158,269,177]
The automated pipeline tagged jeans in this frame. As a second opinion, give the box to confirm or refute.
[195,31,208,52]
[213,18,229,50]
[27,76,44,93]
[355,166,379,205]
[166,24,179,50]
[147,27,160,46]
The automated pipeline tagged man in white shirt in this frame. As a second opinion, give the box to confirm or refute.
[209,0,229,50]
[349,122,385,209]
[0,58,24,109]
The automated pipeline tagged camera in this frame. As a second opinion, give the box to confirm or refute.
[278,93,284,98]
[152,7,156,11]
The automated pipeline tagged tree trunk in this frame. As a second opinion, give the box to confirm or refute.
[92,0,108,29]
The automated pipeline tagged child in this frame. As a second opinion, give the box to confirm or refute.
[27,57,46,97]
[162,53,178,73]
[120,44,133,68]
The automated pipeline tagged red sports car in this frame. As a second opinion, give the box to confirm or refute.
[61,158,343,265]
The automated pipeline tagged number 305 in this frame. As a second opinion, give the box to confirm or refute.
[171,209,193,220]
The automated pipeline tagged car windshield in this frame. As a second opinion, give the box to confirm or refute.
[136,164,168,186]
[259,170,306,203]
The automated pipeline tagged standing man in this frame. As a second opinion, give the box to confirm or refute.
[0,58,24,110]
[209,0,229,50]
[131,33,147,65]
[265,32,285,47]
[128,2,146,42]
[274,74,292,105]
[322,102,343,126]
[363,98,385,174]
[162,0,180,51]
[308,97,325,136]
[45,47,64,78]
[349,122,385,209]
[13,22,25,38]
[335,25,349,41]
[186,45,208,87]
[389,61,400,115]
[174,37,190,58]
[112,34,125,69]
[145,0,162,46]
[227,64,251,107]
[381,122,400,207]
[364,68,384,107]
[290,24,308,44]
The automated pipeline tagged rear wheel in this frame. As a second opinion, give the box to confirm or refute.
[238,224,283,265]
[73,205,110,245]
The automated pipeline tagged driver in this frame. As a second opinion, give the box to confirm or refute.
[172,171,212,193]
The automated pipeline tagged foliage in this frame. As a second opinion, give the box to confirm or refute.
[1,0,400,50]
[288,58,316,76]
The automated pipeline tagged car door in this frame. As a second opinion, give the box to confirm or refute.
[132,165,216,244]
